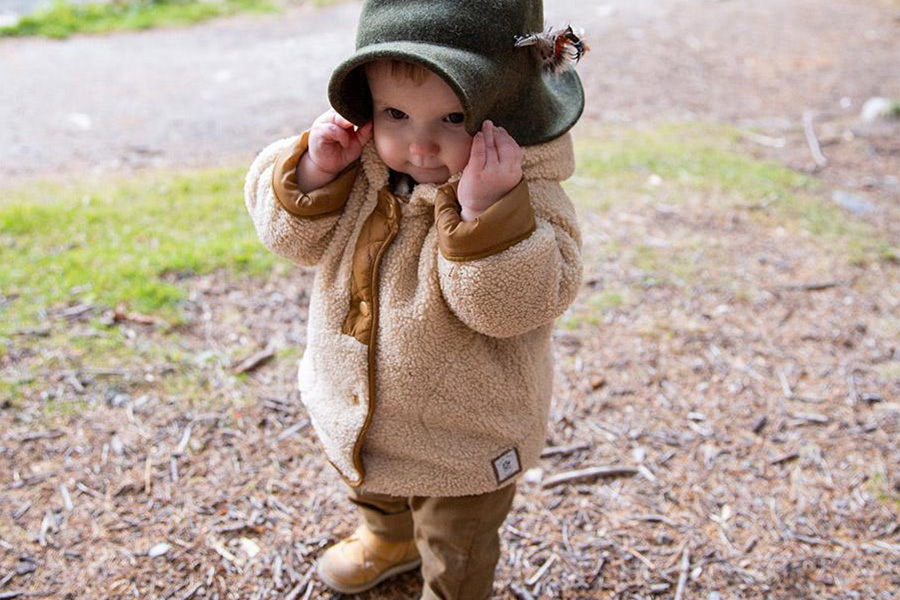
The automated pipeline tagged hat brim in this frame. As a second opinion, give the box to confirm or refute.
[328,40,584,147]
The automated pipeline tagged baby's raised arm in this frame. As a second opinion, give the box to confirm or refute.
[457,121,524,222]
[244,109,367,268]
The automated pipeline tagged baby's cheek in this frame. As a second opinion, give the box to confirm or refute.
[374,134,405,171]
[449,138,474,173]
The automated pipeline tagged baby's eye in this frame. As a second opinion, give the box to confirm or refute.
[445,113,464,124]
[386,108,407,120]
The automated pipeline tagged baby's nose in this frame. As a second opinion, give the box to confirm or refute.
[410,139,438,157]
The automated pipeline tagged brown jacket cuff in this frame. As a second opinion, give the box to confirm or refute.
[272,131,360,218]
[435,179,537,262]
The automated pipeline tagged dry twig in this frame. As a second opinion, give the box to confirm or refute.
[674,547,690,600]
[541,466,638,488]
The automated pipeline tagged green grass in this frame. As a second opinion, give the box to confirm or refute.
[869,473,900,510]
[0,166,279,333]
[0,0,278,39]
[573,123,810,202]
[571,123,897,265]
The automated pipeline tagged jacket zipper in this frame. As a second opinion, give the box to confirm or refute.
[347,190,400,486]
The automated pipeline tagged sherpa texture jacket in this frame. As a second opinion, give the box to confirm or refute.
[245,130,582,497]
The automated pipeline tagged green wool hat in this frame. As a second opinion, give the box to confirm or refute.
[327,0,585,147]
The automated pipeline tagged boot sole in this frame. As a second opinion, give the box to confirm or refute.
[316,556,423,595]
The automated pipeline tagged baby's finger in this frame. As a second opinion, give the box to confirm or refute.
[468,132,486,172]
[323,123,352,148]
[331,112,356,130]
[483,121,499,168]
[313,108,337,126]
[496,127,523,170]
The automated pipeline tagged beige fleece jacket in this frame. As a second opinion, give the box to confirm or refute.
[245,130,582,496]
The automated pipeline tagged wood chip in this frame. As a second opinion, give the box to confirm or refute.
[751,416,768,434]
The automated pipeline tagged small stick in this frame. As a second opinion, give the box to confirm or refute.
[75,482,103,499]
[59,484,74,512]
[525,554,557,586]
[541,442,591,458]
[175,426,192,456]
[777,369,793,397]
[787,395,823,404]
[846,373,860,406]
[16,431,64,443]
[144,456,153,495]
[509,583,536,600]
[300,581,315,600]
[674,547,690,600]
[626,514,679,527]
[285,568,313,600]
[277,420,310,442]
[789,412,829,424]
[623,546,656,570]
[179,581,203,600]
[782,281,838,292]
[232,347,276,374]
[541,466,638,488]
[802,110,827,168]
[586,554,606,587]
[739,130,786,148]
[769,452,799,466]
[12,502,31,520]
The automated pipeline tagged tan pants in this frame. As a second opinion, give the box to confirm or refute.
[347,483,517,600]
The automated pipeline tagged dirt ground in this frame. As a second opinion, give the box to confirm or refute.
[1,0,899,599]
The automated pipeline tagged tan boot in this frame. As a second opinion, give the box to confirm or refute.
[316,525,421,594]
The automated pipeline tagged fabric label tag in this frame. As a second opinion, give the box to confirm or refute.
[492,448,522,485]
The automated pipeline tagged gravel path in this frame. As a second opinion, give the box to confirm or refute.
[0,0,898,184]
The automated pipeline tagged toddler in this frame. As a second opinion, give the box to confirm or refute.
[245,0,585,597]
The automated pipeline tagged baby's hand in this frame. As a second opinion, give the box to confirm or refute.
[298,109,372,192]
[457,121,523,222]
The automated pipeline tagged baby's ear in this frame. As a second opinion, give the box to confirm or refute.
[356,121,373,143]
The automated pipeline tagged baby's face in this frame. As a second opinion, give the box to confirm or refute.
[367,65,473,184]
